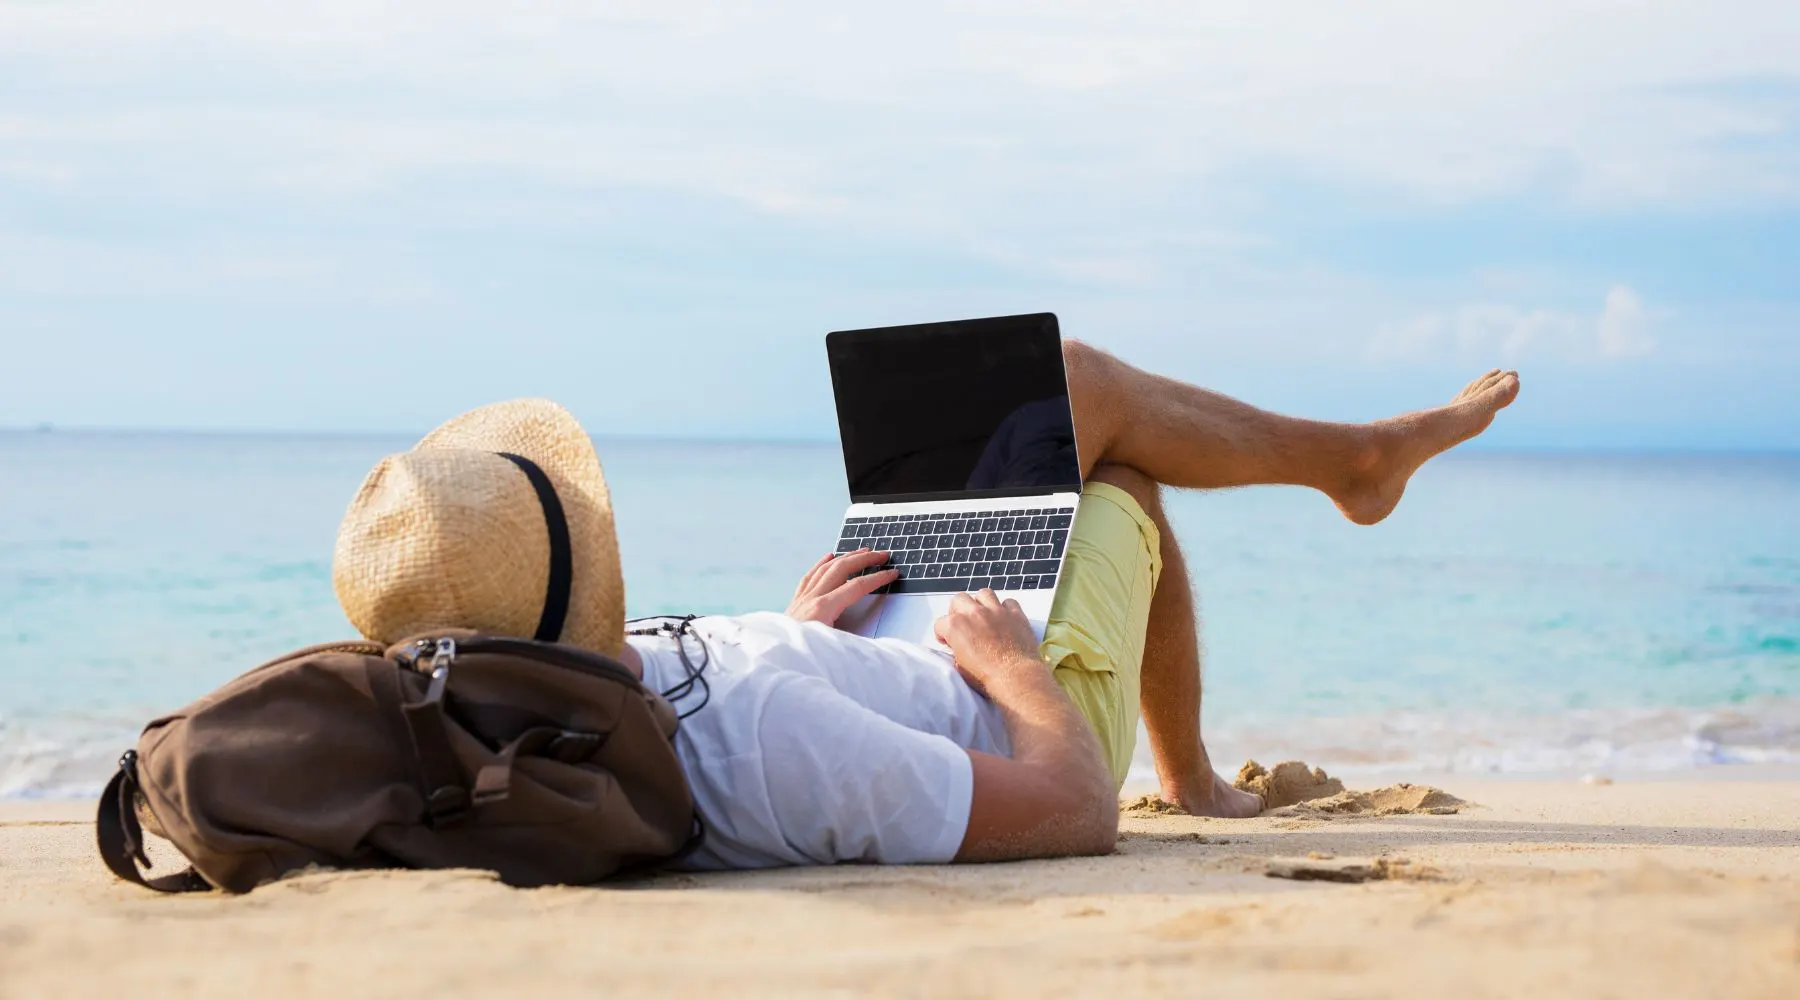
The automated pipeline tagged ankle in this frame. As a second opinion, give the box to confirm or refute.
[1349,424,1391,478]
[1320,425,1386,500]
[1161,773,1216,810]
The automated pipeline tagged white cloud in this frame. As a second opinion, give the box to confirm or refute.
[2,2,1796,442]
[0,0,1796,236]
[1595,286,1655,359]
[1370,285,1656,363]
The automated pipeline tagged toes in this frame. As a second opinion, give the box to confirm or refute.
[1494,371,1521,404]
[1461,366,1519,402]
[1470,371,1521,410]
[1456,369,1504,402]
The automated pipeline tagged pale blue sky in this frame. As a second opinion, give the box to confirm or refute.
[2,1,1797,448]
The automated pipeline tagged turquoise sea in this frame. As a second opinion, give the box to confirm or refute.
[3,429,1798,796]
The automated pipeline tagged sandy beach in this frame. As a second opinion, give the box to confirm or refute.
[3,770,1797,999]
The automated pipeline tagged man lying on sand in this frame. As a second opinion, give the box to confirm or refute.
[334,341,1519,867]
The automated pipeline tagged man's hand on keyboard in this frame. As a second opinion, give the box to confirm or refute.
[932,589,1042,698]
[785,549,898,628]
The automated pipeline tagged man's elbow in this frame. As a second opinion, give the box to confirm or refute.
[1054,744,1121,856]
[960,750,1120,862]
[1075,812,1119,857]
[1062,778,1120,857]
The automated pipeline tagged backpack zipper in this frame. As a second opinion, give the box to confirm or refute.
[423,637,456,704]
[402,636,642,690]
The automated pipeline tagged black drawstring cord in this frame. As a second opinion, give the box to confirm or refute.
[623,614,714,863]
[625,615,712,720]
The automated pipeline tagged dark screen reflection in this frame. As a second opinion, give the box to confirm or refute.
[828,314,1081,501]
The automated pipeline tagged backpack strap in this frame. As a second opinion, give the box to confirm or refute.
[94,751,211,893]
[366,657,473,828]
[472,726,606,805]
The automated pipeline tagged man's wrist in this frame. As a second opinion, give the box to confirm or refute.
[978,650,1056,696]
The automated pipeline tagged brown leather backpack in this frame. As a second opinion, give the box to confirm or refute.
[96,630,700,893]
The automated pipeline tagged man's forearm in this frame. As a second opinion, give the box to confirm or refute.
[988,659,1105,775]
[983,657,1116,843]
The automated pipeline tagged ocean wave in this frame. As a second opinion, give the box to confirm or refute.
[1127,699,1800,785]
[0,711,142,800]
[10,699,1800,801]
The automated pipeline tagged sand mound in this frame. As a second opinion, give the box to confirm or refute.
[1273,783,1465,818]
[1234,760,1345,808]
[1232,760,1464,818]
[1122,762,1462,820]
[1119,794,1189,817]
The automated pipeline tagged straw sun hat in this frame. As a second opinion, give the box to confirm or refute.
[333,399,624,657]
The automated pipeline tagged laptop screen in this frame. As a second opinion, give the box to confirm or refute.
[826,313,1081,503]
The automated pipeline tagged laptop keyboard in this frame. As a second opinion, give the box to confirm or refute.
[833,505,1076,594]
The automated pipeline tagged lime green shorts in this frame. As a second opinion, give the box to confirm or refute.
[1039,480,1162,789]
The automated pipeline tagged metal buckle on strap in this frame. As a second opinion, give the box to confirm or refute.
[424,637,456,704]
[545,730,604,763]
[116,750,151,866]
[425,786,471,827]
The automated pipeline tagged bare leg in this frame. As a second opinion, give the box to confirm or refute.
[1064,340,1520,524]
[1087,465,1261,817]
[1064,343,1520,815]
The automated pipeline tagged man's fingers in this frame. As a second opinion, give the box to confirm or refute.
[933,612,955,647]
[948,589,1004,615]
[822,567,898,619]
[816,549,890,590]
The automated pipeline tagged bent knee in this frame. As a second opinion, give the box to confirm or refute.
[1062,337,1102,372]
[1062,339,1113,407]
[1086,462,1160,511]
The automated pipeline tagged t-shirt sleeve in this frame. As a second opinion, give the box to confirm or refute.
[756,675,974,865]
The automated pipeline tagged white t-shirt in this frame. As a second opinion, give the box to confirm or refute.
[627,612,1012,870]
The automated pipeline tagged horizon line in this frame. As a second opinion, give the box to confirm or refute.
[1,423,838,448]
[2,423,1796,457]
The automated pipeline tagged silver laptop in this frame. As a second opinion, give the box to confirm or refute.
[824,313,1082,648]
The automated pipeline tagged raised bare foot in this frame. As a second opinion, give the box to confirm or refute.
[1165,771,1265,818]
[1332,369,1521,525]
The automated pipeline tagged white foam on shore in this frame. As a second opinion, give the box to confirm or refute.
[0,710,144,800]
[1126,698,1800,788]
[9,699,1800,800]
